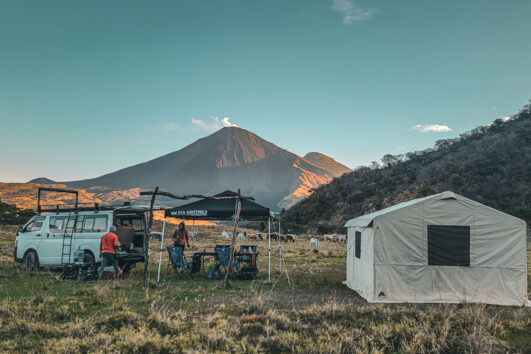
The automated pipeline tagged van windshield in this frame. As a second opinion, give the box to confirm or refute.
[24,216,45,232]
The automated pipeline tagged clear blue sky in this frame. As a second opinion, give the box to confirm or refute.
[1,0,530,182]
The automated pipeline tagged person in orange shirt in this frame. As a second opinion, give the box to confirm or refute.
[98,224,120,280]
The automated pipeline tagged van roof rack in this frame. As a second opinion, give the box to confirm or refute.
[37,187,79,214]
[38,203,116,214]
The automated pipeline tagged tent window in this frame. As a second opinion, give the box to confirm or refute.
[355,231,361,258]
[428,225,470,266]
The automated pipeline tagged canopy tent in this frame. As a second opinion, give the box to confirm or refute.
[344,191,528,306]
[164,190,271,220]
[158,190,281,282]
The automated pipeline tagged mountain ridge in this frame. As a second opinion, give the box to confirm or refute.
[2,127,351,210]
[283,103,531,231]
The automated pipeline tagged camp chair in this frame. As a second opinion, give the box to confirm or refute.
[166,246,193,279]
[214,245,239,276]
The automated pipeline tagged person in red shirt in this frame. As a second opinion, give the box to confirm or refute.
[172,222,190,251]
[98,224,120,280]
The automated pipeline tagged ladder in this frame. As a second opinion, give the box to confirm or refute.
[61,211,79,266]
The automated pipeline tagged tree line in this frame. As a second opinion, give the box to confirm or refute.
[0,200,35,225]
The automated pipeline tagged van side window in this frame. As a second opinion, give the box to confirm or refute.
[64,215,84,233]
[74,216,85,232]
[24,217,45,232]
[49,216,68,232]
[82,215,108,232]
[93,215,108,232]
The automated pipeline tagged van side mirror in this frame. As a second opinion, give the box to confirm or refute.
[17,226,23,234]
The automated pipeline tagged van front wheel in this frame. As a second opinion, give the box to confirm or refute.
[24,251,39,272]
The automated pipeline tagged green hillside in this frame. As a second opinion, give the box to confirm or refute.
[284,101,531,232]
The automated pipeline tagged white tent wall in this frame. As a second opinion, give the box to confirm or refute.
[372,195,527,305]
[345,226,374,302]
[346,191,528,306]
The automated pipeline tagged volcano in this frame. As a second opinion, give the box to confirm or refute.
[0,127,349,211]
[65,127,350,209]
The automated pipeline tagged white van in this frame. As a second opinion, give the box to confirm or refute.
[14,206,149,273]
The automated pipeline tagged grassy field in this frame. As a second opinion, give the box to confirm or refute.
[0,223,530,353]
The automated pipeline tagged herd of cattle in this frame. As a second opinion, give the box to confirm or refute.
[215,231,346,247]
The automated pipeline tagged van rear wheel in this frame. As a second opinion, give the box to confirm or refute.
[83,252,95,268]
[24,251,39,272]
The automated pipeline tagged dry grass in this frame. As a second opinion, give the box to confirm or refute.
[0,224,530,353]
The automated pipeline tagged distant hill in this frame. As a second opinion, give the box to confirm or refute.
[28,177,55,184]
[284,102,531,232]
[1,127,350,210]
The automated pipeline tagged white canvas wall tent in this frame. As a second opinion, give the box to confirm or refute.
[344,191,529,306]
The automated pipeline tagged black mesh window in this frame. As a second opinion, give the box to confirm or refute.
[355,231,361,258]
[428,225,470,266]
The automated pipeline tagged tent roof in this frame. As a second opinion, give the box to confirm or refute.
[345,191,462,228]
[164,190,272,220]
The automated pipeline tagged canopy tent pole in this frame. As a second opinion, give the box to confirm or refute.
[156,218,166,283]
[278,217,282,272]
[144,186,159,287]
[192,219,195,250]
[268,216,271,282]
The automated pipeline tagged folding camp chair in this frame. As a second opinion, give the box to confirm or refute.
[166,246,193,279]
[214,245,239,276]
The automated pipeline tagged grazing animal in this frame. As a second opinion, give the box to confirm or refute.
[286,234,297,241]
[238,232,246,241]
[338,235,346,243]
[189,231,198,239]
[280,235,288,242]
[221,231,230,239]
[256,233,264,241]
[285,235,295,243]
[309,237,321,248]
[324,234,337,242]
[246,233,258,241]
[270,233,278,241]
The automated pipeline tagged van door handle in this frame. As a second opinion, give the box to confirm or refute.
[47,233,50,238]
[36,234,41,237]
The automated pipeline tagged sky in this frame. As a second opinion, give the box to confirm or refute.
[1,0,530,182]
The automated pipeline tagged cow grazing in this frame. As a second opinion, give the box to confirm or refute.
[246,233,258,241]
[238,232,246,241]
[338,235,346,243]
[221,231,230,239]
[324,234,337,242]
[309,237,321,248]
[285,235,295,242]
